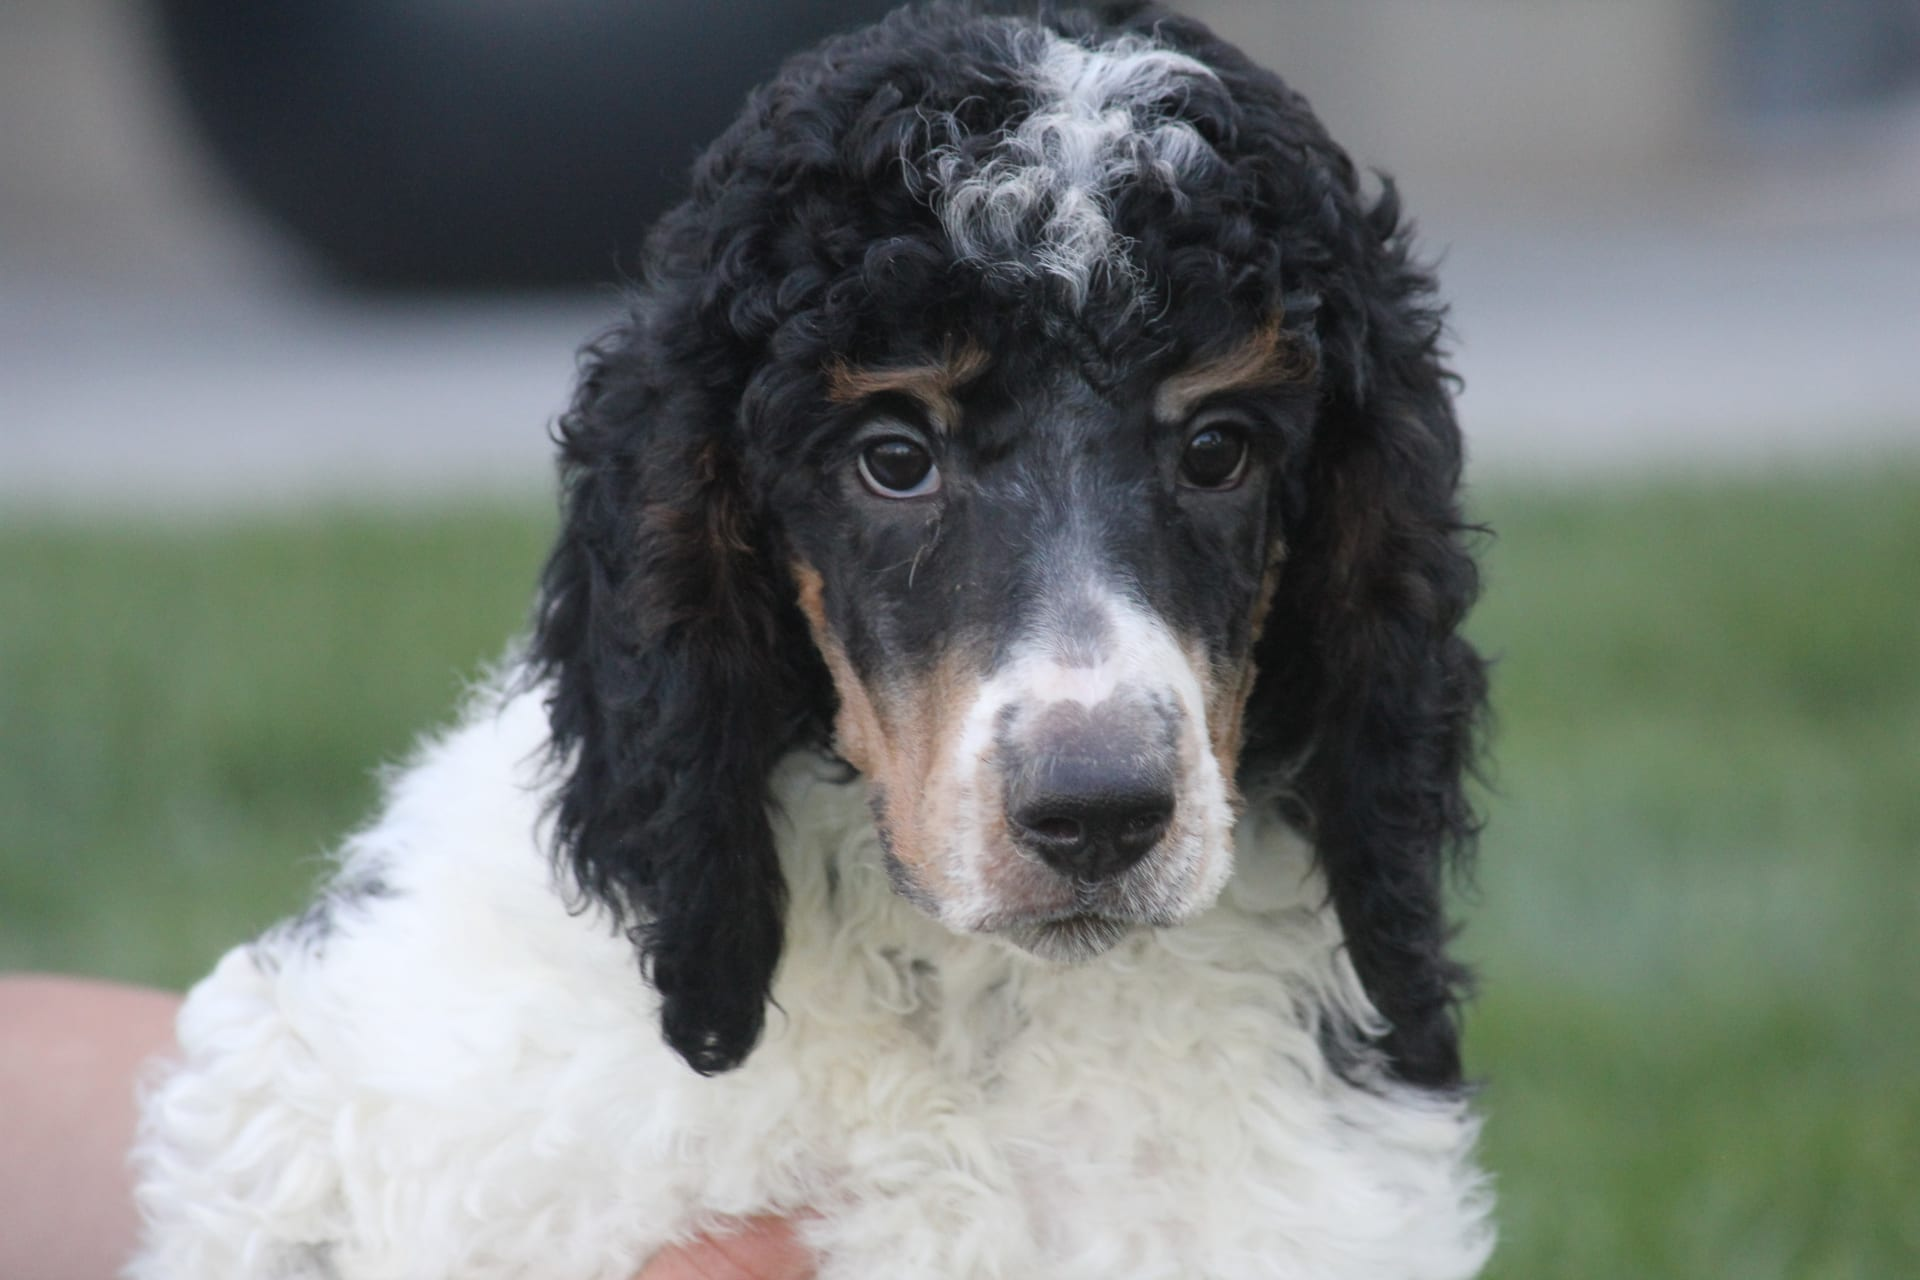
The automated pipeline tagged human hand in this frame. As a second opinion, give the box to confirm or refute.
[0,977,818,1280]
[637,1215,815,1280]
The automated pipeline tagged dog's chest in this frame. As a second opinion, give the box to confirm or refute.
[726,920,1413,1277]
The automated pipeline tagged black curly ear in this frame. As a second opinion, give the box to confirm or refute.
[531,315,814,1076]
[1251,181,1488,1090]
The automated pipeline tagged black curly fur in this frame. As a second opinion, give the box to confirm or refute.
[532,1,1486,1086]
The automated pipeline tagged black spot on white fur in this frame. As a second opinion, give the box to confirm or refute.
[279,866,396,955]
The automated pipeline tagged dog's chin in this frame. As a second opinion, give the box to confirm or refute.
[998,913,1136,963]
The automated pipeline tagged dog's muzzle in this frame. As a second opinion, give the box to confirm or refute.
[1001,695,1179,885]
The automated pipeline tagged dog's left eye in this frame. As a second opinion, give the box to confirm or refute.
[858,436,941,498]
[1179,418,1251,490]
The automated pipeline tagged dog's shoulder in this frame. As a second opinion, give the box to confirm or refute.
[257,677,591,960]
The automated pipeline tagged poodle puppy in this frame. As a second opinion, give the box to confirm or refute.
[132,4,1494,1277]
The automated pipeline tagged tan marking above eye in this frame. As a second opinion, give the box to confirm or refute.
[1153,318,1316,424]
[824,341,990,432]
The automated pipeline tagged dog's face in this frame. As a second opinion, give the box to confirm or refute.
[780,322,1311,959]
[538,6,1486,1083]
[736,22,1332,959]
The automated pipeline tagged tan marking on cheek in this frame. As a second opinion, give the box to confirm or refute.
[875,651,982,891]
[824,341,991,431]
[792,561,887,774]
[1205,655,1255,807]
[1185,638,1243,815]
[1203,537,1288,789]
[1153,317,1317,423]
[1247,536,1287,650]
[790,559,982,899]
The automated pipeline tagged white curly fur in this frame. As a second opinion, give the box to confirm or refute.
[929,29,1219,309]
[130,678,1493,1279]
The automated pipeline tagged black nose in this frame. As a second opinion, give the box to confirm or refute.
[1006,750,1176,883]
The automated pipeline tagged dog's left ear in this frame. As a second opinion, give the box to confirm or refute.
[1249,180,1489,1089]
[531,314,815,1076]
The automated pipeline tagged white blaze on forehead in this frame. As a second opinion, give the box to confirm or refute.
[927,29,1220,309]
[961,588,1171,750]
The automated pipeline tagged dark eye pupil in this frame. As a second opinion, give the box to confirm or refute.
[1181,426,1247,488]
[863,439,932,493]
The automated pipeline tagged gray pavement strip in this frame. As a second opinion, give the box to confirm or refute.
[3,225,1917,511]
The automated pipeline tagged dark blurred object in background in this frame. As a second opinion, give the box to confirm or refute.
[152,0,898,289]
[1731,0,1920,117]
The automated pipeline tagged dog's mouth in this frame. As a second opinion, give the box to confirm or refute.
[991,905,1169,962]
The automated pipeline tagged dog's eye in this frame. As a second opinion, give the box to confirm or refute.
[858,436,940,498]
[1178,420,1250,490]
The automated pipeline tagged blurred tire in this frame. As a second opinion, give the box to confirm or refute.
[152,0,898,289]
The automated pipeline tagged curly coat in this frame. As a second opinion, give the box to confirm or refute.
[537,0,1484,1087]
[133,5,1494,1276]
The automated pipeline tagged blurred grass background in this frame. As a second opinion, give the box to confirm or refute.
[2,468,1916,1277]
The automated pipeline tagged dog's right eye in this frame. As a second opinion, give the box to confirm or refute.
[858,437,940,498]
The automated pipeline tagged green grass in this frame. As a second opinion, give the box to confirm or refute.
[2,471,1916,1275]
[0,505,553,988]
[1462,472,1920,1278]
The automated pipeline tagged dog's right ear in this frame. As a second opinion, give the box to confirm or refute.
[531,312,813,1076]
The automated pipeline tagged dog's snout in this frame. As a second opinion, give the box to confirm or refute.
[1006,743,1176,882]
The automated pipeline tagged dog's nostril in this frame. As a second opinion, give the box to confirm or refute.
[1028,816,1084,845]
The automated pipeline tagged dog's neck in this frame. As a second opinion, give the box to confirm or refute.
[760,751,1391,1084]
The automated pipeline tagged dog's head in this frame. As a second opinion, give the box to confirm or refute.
[535,4,1485,1084]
